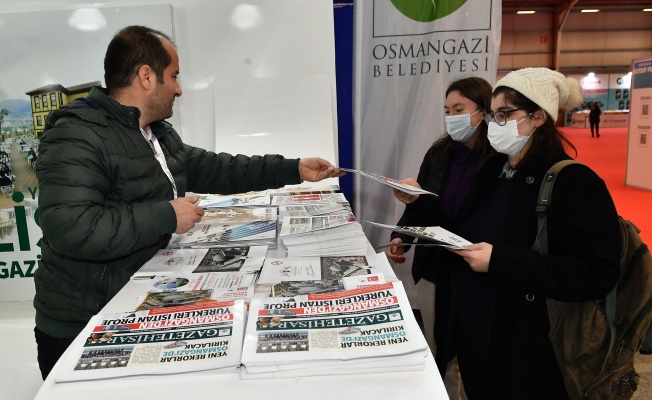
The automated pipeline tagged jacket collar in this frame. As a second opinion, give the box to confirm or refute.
[88,87,141,129]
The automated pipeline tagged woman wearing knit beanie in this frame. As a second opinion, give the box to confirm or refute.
[438,68,621,399]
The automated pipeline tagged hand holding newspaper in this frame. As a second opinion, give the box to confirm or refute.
[337,168,437,196]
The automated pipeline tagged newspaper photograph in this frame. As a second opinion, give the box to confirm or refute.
[320,255,371,279]
[54,300,246,382]
[271,279,345,297]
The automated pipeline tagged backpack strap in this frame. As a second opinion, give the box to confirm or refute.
[532,160,617,372]
[532,160,578,255]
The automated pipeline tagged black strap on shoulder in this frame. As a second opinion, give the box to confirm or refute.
[532,160,579,254]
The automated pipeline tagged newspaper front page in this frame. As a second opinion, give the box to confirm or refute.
[54,300,246,382]
[241,281,428,378]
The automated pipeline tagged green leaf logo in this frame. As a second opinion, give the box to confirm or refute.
[390,0,467,22]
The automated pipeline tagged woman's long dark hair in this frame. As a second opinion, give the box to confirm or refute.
[429,77,495,169]
[492,86,577,167]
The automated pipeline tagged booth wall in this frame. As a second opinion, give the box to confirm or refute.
[0,0,339,301]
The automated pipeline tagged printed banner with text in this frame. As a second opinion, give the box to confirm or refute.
[353,0,502,247]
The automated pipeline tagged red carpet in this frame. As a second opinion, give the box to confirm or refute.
[560,127,652,245]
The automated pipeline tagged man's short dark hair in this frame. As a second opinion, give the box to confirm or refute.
[104,25,174,94]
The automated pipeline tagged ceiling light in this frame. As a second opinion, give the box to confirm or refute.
[644,8,652,12]
[581,9,600,13]
[229,4,261,30]
[588,72,595,77]
[68,8,107,31]
[517,11,535,14]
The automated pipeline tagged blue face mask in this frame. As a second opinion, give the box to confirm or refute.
[445,109,482,143]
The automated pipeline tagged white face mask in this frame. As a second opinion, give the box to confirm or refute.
[487,117,533,156]
[445,109,482,143]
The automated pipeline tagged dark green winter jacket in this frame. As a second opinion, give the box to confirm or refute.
[34,87,301,338]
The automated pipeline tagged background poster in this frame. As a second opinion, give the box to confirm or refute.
[0,5,174,301]
[353,0,502,302]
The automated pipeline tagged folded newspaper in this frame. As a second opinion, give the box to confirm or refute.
[240,281,428,379]
[54,300,246,382]
[338,168,437,196]
[365,221,472,250]
[270,192,348,205]
[278,203,349,217]
[170,220,277,248]
[198,191,271,208]
[135,272,258,310]
[132,246,268,278]
[201,207,277,224]
[257,254,397,285]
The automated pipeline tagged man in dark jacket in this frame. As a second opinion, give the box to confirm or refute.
[33,25,344,379]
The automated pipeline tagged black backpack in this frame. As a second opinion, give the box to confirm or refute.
[533,160,652,400]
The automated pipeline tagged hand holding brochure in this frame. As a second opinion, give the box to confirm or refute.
[338,168,437,196]
[365,221,472,249]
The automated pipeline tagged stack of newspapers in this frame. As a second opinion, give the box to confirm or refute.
[54,300,246,382]
[279,213,368,257]
[240,281,429,379]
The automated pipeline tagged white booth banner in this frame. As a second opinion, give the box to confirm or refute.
[353,0,502,247]
[626,57,652,190]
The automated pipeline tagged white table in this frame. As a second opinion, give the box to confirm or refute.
[34,236,449,399]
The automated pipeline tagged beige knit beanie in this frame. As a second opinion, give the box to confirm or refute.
[494,68,583,122]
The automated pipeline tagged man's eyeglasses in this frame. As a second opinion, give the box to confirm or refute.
[483,108,526,126]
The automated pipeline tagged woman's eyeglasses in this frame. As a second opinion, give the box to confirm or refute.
[483,108,526,126]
